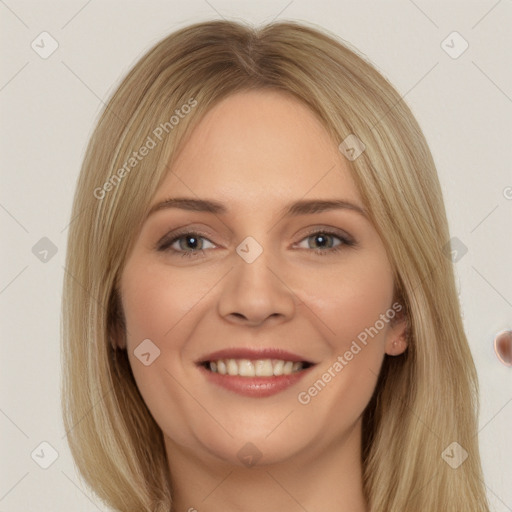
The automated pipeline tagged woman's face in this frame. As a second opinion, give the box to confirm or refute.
[119,89,407,467]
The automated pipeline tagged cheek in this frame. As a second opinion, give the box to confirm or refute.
[295,256,394,424]
[120,260,219,418]
[121,259,214,345]
[120,261,212,446]
[119,261,195,398]
[302,254,395,352]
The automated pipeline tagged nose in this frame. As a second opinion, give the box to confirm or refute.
[217,244,297,327]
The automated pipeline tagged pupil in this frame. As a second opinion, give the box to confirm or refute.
[186,236,199,249]
[314,234,330,248]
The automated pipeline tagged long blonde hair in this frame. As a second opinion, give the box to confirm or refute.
[61,19,490,511]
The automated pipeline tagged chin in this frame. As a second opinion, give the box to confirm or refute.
[210,423,318,466]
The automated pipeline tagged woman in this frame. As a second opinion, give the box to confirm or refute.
[61,19,490,511]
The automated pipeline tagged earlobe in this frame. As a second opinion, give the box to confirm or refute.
[385,315,409,356]
[387,336,408,356]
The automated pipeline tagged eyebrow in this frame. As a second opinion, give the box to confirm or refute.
[146,197,368,220]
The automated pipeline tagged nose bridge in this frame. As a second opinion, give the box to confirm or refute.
[236,234,267,266]
[217,233,296,325]
[235,232,287,286]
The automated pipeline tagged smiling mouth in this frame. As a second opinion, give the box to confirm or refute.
[199,358,314,377]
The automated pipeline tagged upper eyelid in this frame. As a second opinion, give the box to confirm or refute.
[158,228,353,251]
[156,228,214,249]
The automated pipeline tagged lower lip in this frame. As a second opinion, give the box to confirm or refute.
[198,365,314,398]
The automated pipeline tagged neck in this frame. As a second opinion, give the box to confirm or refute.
[165,419,368,512]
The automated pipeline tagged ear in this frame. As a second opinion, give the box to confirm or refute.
[108,289,127,350]
[384,305,409,356]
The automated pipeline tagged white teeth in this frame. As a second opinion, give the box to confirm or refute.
[283,361,294,375]
[273,360,284,375]
[227,359,238,376]
[292,362,302,372]
[217,360,227,375]
[206,358,306,377]
[238,359,255,377]
[255,359,273,377]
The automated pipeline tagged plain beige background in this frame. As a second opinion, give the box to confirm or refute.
[1,0,511,510]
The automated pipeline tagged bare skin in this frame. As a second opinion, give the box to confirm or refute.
[118,89,408,512]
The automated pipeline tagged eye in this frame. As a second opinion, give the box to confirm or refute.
[156,228,356,259]
[295,230,355,256]
[157,232,215,258]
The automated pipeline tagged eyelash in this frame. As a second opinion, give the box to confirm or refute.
[157,229,356,259]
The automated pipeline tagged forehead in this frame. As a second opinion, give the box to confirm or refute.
[155,89,361,207]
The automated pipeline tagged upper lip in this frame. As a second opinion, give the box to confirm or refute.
[196,348,316,365]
